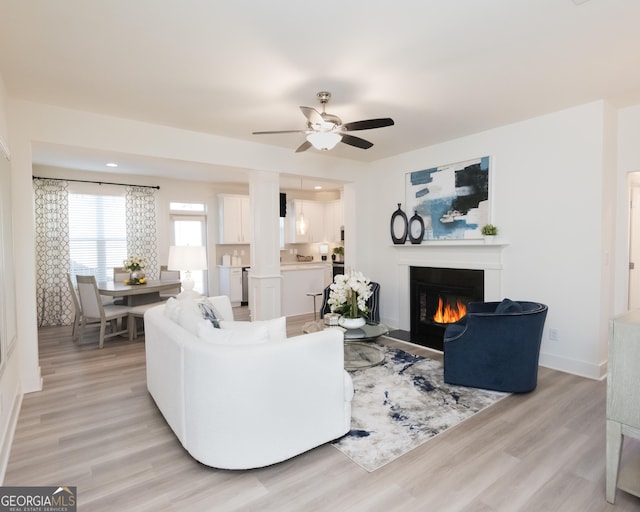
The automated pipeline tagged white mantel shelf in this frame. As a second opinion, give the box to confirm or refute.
[395,240,508,306]
[391,241,509,248]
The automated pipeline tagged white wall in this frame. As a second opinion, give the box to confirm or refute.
[0,73,24,482]
[358,101,614,379]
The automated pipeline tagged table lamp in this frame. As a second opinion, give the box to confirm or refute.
[168,245,208,300]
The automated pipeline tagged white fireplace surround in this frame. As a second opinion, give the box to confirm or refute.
[395,242,507,331]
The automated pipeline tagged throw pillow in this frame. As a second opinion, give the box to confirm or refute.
[177,299,203,336]
[219,316,287,342]
[495,298,523,314]
[198,297,222,328]
[164,297,181,322]
[197,319,269,345]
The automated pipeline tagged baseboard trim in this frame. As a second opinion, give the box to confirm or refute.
[0,390,23,484]
[539,351,607,380]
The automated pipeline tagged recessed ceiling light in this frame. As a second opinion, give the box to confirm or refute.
[314,185,322,190]
[106,162,118,168]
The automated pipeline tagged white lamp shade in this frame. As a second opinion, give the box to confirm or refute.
[319,243,329,255]
[306,131,342,151]
[168,245,208,271]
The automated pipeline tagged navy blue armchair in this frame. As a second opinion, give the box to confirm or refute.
[443,300,548,393]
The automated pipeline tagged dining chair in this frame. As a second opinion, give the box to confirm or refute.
[110,267,130,304]
[75,275,132,348]
[66,273,101,342]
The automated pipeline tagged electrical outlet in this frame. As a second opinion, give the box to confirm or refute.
[549,328,559,341]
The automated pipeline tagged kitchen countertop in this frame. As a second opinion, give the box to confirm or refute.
[280,262,330,271]
[217,262,330,270]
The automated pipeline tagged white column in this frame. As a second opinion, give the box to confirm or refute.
[12,136,42,392]
[249,170,282,320]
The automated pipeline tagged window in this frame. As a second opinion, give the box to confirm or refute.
[68,192,127,283]
[171,213,208,295]
[170,201,206,213]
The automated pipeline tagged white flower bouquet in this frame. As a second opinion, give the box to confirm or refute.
[123,256,147,272]
[328,271,373,319]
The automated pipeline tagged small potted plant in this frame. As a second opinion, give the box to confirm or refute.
[481,224,498,243]
[332,246,344,262]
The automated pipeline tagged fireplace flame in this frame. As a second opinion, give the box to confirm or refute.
[433,297,467,324]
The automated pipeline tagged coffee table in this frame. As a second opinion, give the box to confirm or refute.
[302,320,389,370]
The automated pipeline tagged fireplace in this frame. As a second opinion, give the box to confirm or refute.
[410,266,484,351]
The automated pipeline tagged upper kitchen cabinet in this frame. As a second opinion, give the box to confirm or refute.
[289,199,324,243]
[323,200,344,243]
[218,194,251,244]
[288,198,344,244]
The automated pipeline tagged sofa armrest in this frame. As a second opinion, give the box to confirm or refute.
[182,329,352,469]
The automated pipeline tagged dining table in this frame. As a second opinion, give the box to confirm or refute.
[97,279,181,306]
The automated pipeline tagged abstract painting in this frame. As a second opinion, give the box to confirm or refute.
[405,156,490,240]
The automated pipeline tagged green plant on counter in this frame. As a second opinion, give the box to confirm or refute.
[333,246,344,255]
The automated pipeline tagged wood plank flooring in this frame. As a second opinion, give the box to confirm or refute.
[5,308,640,511]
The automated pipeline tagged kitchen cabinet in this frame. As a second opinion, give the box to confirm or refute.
[289,199,325,243]
[607,310,640,503]
[323,200,344,242]
[218,194,251,244]
[218,266,243,306]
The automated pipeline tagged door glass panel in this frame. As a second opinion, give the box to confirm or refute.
[172,215,207,295]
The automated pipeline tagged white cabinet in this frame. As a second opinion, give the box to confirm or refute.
[323,200,344,242]
[218,266,242,306]
[607,310,640,503]
[289,199,325,243]
[218,194,251,244]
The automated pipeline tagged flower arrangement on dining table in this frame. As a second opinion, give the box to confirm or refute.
[123,256,147,285]
[327,271,373,320]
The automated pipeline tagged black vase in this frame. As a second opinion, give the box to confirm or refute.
[408,210,425,244]
[390,203,408,244]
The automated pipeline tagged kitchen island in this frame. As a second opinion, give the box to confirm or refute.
[280,263,332,317]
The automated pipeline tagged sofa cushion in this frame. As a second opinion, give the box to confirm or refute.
[197,319,269,345]
[495,298,523,314]
[220,316,287,342]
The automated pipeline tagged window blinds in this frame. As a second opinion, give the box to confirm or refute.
[68,192,127,283]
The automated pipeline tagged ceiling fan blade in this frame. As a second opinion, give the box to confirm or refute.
[252,130,306,135]
[340,133,373,150]
[300,106,324,125]
[295,140,312,153]
[342,118,394,131]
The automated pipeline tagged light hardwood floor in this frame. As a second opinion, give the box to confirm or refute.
[5,309,640,511]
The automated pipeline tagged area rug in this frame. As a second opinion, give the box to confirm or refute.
[332,344,509,472]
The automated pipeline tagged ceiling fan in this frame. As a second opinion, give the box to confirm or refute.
[252,91,394,152]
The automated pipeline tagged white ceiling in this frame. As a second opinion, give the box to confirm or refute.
[1,0,640,184]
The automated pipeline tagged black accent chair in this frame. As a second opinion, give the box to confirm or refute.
[443,299,548,393]
[319,282,381,323]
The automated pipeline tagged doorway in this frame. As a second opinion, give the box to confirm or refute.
[629,173,640,309]
[171,213,208,295]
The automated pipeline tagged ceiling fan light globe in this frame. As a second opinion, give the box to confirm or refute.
[306,131,342,151]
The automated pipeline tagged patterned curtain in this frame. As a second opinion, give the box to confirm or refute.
[33,179,72,327]
[126,186,159,279]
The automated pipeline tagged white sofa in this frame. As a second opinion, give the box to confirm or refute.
[144,296,354,470]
